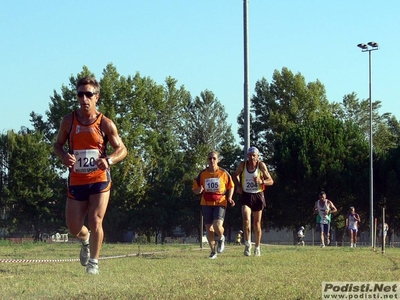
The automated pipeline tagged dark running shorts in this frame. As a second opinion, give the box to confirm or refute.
[68,181,112,201]
[202,206,226,225]
[241,192,266,211]
[318,223,330,235]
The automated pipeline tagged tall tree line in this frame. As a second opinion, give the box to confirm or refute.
[243,67,400,238]
[1,65,400,242]
[0,64,241,241]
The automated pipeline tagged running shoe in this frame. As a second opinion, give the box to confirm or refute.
[86,261,99,274]
[80,244,90,266]
[244,243,252,256]
[217,235,225,253]
[254,246,261,256]
[209,252,217,259]
[80,234,90,266]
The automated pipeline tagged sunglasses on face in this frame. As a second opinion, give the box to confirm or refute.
[208,157,217,161]
[77,91,98,98]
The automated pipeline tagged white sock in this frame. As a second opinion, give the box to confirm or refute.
[89,258,98,264]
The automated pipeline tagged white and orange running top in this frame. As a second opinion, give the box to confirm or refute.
[68,111,109,185]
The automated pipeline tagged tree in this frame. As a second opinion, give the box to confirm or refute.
[33,65,148,241]
[129,76,190,243]
[271,117,369,231]
[179,89,240,239]
[240,67,333,161]
[0,129,64,234]
[10,64,240,242]
[181,90,235,154]
[375,147,400,234]
[335,92,400,152]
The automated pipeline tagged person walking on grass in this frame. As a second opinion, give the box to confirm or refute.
[378,222,389,246]
[233,146,274,256]
[54,76,127,274]
[236,230,243,245]
[346,206,360,248]
[297,226,305,246]
[313,191,337,248]
[192,151,235,259]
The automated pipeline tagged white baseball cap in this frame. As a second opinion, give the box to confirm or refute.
[247,146,259,154]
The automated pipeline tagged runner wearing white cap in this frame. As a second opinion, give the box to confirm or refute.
[233,147,274,256]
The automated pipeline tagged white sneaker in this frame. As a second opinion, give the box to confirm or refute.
[209,252,217,259]
[320,244,325,248]
[244,243,252,256]
[80,235,90,266]
[86,261,99,275]
[217,235,225,253]
[254,247,261,256]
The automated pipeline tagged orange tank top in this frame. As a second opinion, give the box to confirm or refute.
[68,111,109,185]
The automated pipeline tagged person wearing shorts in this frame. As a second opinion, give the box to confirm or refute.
[233,146,274,256]
[297,226,305,246]
[192,151,235,259]
[313,191,337,248]
[346,206,360,247]
[54,76,127,274]
[378,222,389,246]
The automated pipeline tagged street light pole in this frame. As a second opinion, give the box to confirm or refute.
[243,0,250,156]
[357,41,379,247]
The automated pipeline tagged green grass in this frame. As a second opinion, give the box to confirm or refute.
[1,241,399,299]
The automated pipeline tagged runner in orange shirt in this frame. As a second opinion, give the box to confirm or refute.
[54,76,127,274]
[193,151,235,259]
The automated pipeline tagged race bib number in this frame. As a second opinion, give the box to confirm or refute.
[73,149,99,173]
[204,178,220,193]
[244,178,259,192]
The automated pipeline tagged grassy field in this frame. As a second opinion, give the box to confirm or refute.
[1,241,399,299]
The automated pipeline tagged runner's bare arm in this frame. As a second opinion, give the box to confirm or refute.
[232,161,245,194]
[53,114,75,168]
[329,201,338,213]
[102,117,127,165]
[259,162,274,186]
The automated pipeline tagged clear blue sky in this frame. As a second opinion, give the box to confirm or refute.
[1,1,399,142]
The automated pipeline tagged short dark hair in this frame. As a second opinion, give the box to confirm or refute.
[319,191,326,196]
[76,76,100,94]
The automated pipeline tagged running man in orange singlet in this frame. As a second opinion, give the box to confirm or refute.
[54,76,127,274]
[193,151,235,259]
[233,147,273,257]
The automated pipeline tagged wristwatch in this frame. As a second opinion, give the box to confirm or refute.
[106,157,113,166]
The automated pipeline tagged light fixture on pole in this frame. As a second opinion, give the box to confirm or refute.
[357,41,379,247]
